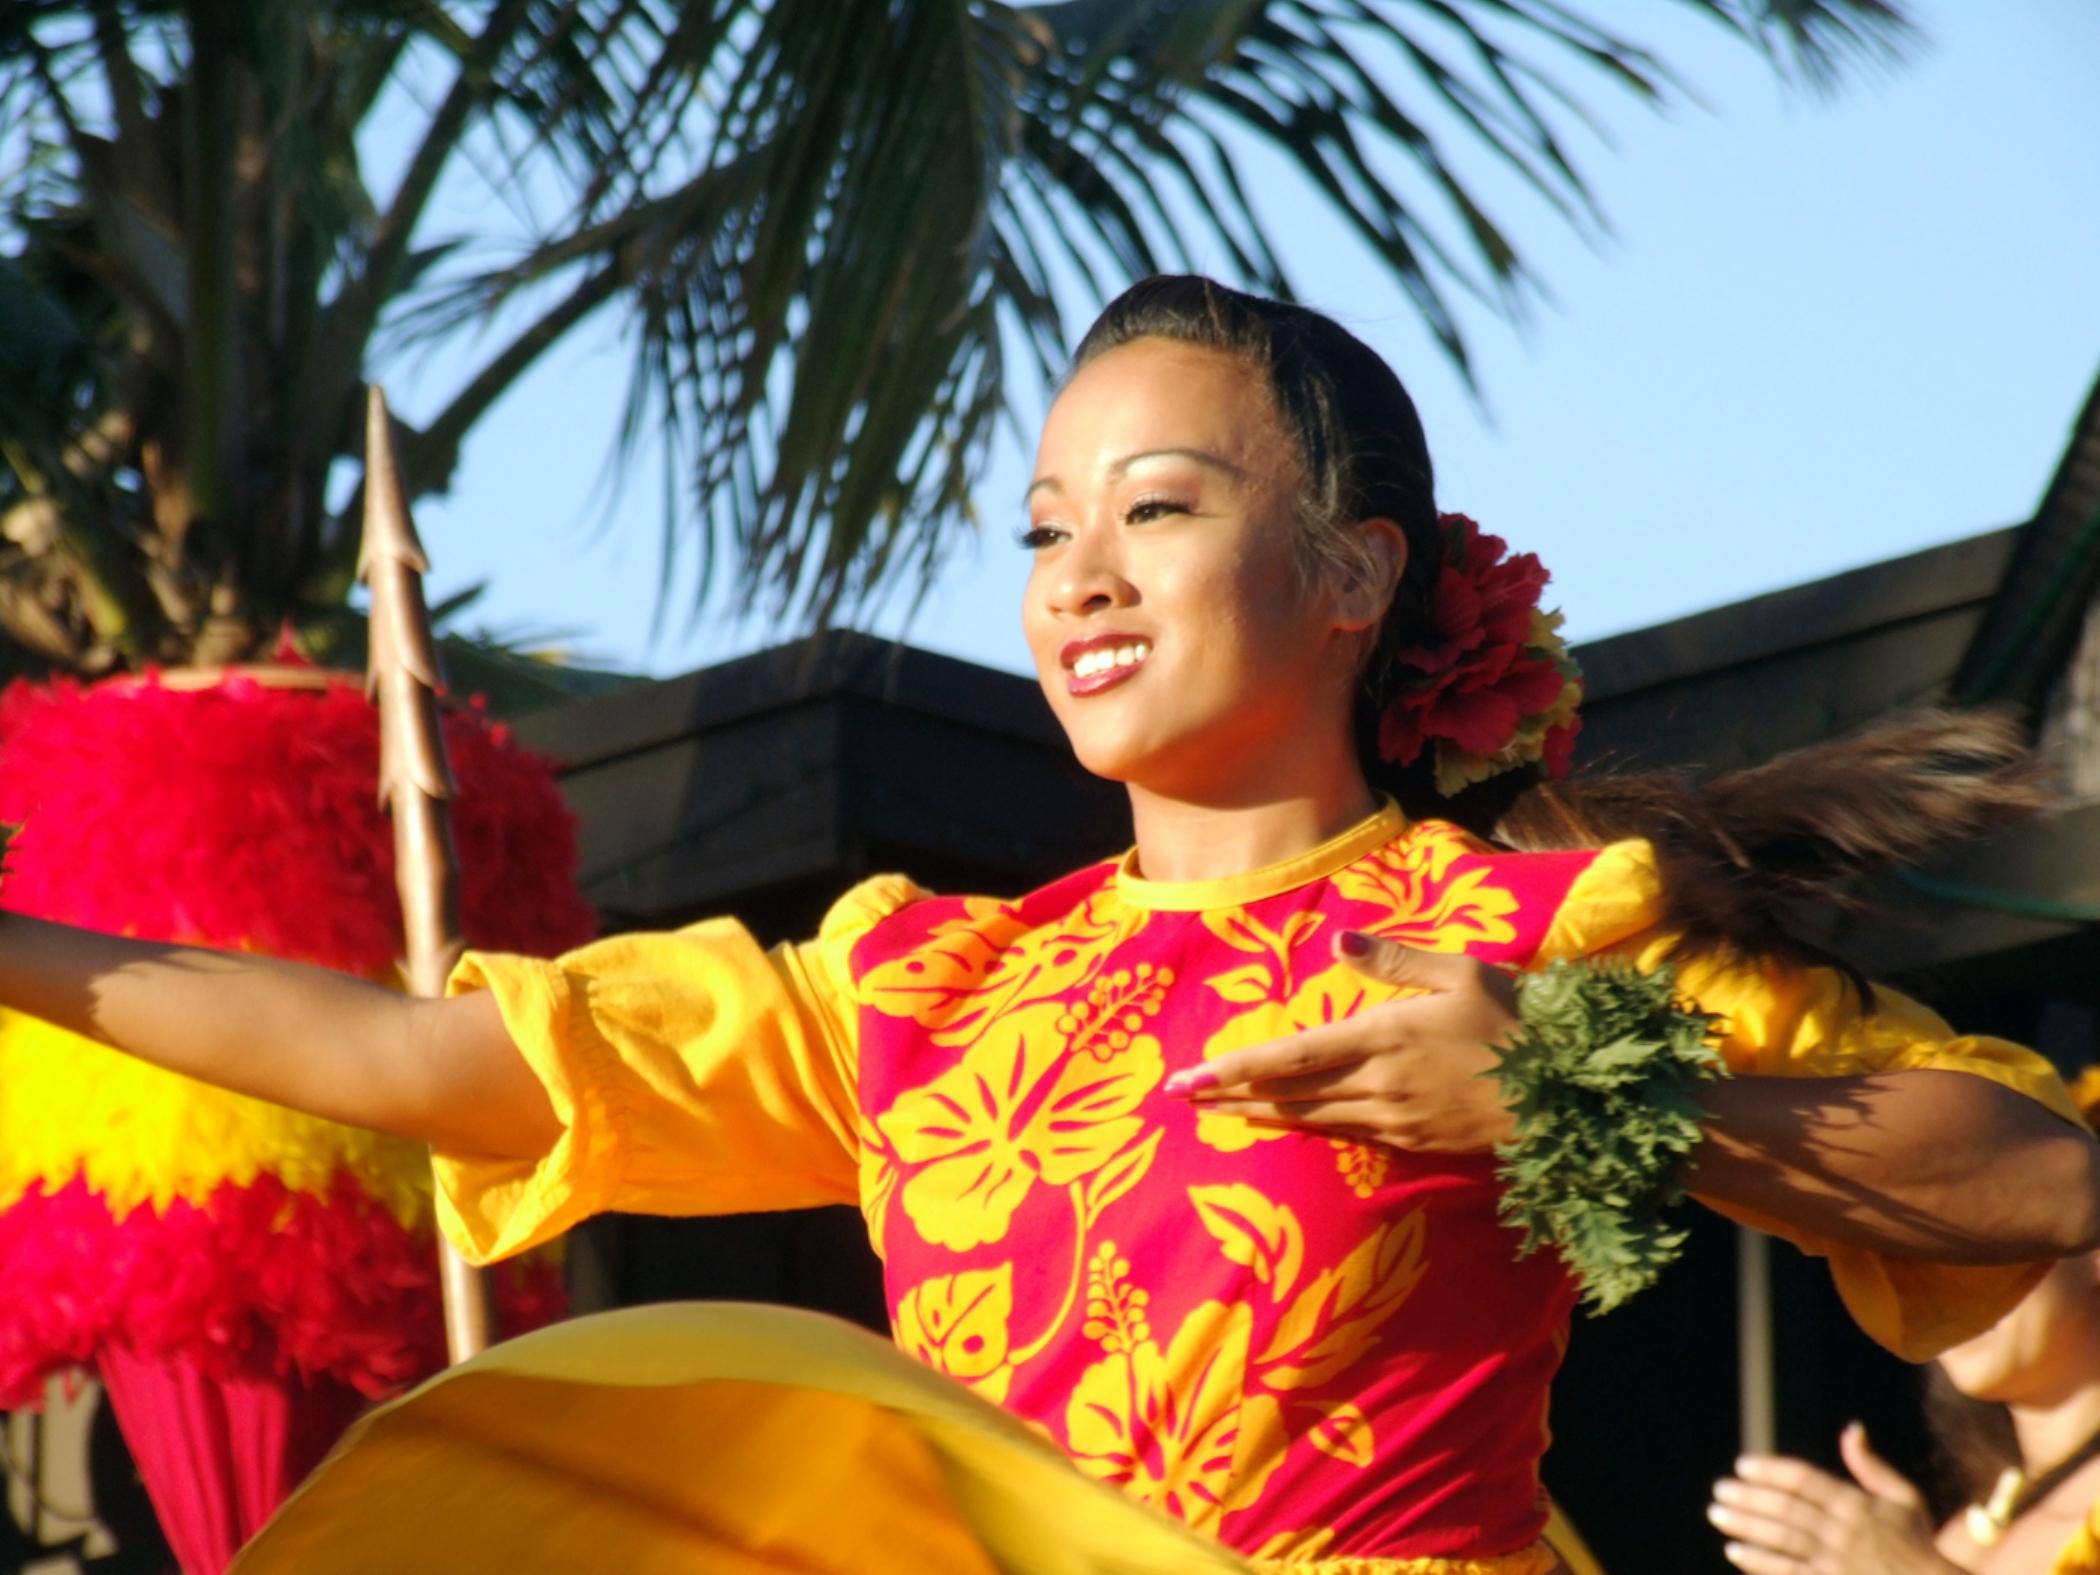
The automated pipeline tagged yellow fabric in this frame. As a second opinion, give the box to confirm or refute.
[233,1301,1248,1575]
[2057,1504,2100,1575]
[432,875,924,1265]
[1114,800,1405,910]
[0,1006,430,1224]
[233,1300,1556,1575]
[1538,838,2079,1361]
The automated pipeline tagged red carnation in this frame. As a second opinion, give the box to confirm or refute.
[1377,513,1581,789]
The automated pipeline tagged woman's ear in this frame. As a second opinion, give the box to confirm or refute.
[1333,518,1408,633]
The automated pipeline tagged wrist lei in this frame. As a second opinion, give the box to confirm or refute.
[1489,958,1728,1313]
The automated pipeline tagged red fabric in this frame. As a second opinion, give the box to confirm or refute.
[98,1343,367,1575]
[851,824,1602,1562]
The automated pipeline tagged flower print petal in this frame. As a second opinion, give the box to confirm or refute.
[1031,1037,1163,1187]
[895,1264,1015,1401]
[895,1142,1035,1252]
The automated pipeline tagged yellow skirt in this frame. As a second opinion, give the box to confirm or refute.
[232,1303,1598,1575]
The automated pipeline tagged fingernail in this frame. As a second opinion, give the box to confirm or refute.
[1164,1067,1218,1097]
[1336,930,1373,958]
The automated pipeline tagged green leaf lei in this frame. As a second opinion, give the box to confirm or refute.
[1491,959,1729,1314]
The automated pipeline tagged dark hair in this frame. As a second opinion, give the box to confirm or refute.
[1071,276,2051,970]
[1921,1363,2021,1512]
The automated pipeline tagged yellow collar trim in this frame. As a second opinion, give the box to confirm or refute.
[1113,801,1405,912]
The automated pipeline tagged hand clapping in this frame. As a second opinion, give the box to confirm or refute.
[1709,1425,1967,1575]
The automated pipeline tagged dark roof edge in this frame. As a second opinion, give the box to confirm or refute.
[513,630,1062,767]
[1573,527,2020,703]
[1951,366,2100,705]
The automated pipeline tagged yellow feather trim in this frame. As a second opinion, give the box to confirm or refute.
[0,1007,431,1226]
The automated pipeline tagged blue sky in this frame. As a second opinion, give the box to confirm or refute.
[388,3,2100,682]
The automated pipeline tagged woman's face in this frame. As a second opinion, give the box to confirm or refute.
[1938,1254,2100,1406]
[1020,336,1383,798]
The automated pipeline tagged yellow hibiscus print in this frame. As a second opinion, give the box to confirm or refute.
[877,1002,1163,1251]
[860,890,1145,1045]
[1065,1291,1285,1530]
[895,1264,1016,1402]
[1333,826,1518,952]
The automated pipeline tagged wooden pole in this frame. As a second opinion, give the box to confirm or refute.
[360,386,491,1363]
[1737,1225,1775,1458]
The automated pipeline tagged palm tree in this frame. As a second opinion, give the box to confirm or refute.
[0,0,1909,682]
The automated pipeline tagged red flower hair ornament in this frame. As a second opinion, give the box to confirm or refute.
[1376,513,1583,797]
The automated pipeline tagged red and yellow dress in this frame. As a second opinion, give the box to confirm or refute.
[238,805,2074,1575]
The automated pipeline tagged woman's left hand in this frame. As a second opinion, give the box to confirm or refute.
[1160,932,1520,1153]
[1708,1426,1965,1575]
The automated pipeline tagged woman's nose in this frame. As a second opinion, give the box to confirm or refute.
[1046,534,1134,618]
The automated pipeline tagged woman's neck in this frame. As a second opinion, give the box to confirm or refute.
[1125,776,1383,884]
[2012,1378,2100,1477]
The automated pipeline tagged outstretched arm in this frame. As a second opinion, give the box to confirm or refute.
[0,915,556,1157]
[1170,933,2100,1263]
[1689,1068,2100,1262]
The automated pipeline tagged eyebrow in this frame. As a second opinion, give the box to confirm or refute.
[1024,446,1247,503]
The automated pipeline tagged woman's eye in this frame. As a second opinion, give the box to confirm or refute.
[1016,524,1065,550]
[1125,497,1188,524]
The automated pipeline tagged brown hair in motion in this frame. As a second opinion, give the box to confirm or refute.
[1920,1362,2021,1512]
[1496,708,2052,975]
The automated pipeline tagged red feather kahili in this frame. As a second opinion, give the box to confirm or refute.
[0,670,593,1405]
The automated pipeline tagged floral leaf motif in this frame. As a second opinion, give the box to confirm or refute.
[1200,908,1326,1003]
[1194,965,1395,1154]
[1294,1399,1375,1468]
[862,892,1143,1045]
[1206,962,1276,1006]
[1082,1129,1162,1230]
[1065,1299,1283,1532]
[1188,1183,1305,1300]
[859,898,1031,1030]
[895,1264,1015,1402]
[1204,908,1282,957]
[857,1134,900,1259]
[1332,829,1518,953]
[877,1002,1162,1251]
[1258,1210,1429,1389]
[1224,1392,1289,1514]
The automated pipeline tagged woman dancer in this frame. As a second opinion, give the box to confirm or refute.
[3,277,2093,1574]
[1711,1073,2100,1575]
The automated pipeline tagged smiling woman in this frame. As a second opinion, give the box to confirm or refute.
[3,277,2095,1575]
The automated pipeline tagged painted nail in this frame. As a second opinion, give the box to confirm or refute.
[1163,1066,1219,1097]
[1336,930,1373,958]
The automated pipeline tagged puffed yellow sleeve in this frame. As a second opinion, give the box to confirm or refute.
[1537,839,2081,1362]
[431,874,927,1266]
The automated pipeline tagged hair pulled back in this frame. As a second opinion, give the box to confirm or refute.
[1070,276,2050,971]
[1071,275,1517,829]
